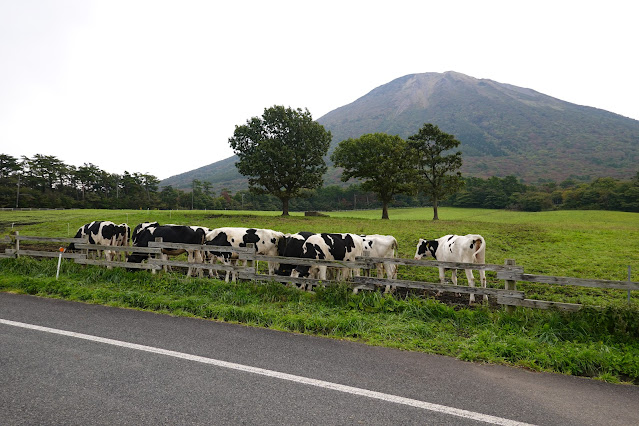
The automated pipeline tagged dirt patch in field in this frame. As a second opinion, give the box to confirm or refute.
[394,287,500,310]
[0,221,41,233]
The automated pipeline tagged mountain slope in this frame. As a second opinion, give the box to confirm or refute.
[161,71,639,189]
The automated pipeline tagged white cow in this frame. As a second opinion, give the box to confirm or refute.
[414,234,487,303]
[360,234,398,279]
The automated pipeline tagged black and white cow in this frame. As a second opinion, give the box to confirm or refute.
[127,224,206,276]
[275,232,316,276]
[110,223,131,261]
[205,227,286,281]
[360,234,398,279]
[132,222,159,245]
[290,233,364,283]
[68,221,127,261]
[414,234,487,303]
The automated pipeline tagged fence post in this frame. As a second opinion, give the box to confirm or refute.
[246,243,256,278]
[504,259,517,313]
[153,237,163,274]
[14,231,19,258]
[629,265,632,305]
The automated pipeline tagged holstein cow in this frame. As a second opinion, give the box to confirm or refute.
[68,221,127,261]
[275,232,316,277]
[132,222,160,245]
[360,234,399,279]
[360,234,399,293]
[127,224,206,276]
[414,234,487,303]
[205,227,286,281]
[291,233,364,287]
[111,223,130,261]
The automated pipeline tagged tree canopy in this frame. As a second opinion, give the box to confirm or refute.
[408,123,464,220]
[331,133,417,219]
[228,105,332,215]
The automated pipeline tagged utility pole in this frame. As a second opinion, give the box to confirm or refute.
[16,173,20,208]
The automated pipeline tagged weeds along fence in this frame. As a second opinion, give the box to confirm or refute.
[2,232,638,312]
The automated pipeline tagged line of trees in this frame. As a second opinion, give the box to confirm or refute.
[0,154,162,209]
[2,154,638,213]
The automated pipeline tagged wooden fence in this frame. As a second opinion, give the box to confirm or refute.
[2,232,638,312]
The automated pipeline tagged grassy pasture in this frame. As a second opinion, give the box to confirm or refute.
[2,207,637,306]
[1,208,639,384]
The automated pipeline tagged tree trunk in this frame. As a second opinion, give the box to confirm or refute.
[281,197,290,216]
[432,197,439,220]
[381,201,390,219]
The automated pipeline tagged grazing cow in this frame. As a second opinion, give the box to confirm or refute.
[414,234,487,303]
[68,221,125,261]
[110,223,130,261]
[205,227,286,281]
[291,233,364,285]
[360,234,399,279]
[132,222,159,245]
[127,224,206,276]
[275,232,316,276]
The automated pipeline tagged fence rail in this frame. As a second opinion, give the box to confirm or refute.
[2,232,636,311]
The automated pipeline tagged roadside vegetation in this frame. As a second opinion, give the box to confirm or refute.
[1,207,638,384]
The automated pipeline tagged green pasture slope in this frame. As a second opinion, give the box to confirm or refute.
[1,207,638,384]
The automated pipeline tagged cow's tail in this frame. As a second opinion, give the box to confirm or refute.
[392,237,399,258]
[472,235,486,264]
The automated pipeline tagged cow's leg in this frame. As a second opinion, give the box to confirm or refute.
[383,261,397,293]
[353,265,360,278]
[231,259,238,282]
[212,257,220,279]
[465,269,476,303]
[339,267,349,282]
[186,250,203,278]
[435,267,446,296]
[318,265,327,281]
[195,250,204,278]
[224,260,231,282]
[480,268,488,302]
[105,249,114,269]
[451,269,465,299]
[186,250,194,277]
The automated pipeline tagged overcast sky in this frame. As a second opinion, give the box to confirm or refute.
[1,0,637,180]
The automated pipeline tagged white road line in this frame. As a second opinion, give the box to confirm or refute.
[1,318,534,426]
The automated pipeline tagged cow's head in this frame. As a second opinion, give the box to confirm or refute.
[126,253,149,263]
[293,242,325,278]
[414,239,438,260]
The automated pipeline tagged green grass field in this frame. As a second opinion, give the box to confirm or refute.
[1,207,638,384]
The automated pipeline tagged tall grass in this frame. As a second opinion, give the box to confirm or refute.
[1,256,638,384]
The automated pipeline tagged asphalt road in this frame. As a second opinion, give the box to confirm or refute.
[1,293,637,425]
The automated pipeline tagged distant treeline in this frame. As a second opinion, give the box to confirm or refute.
[1,154,638,212]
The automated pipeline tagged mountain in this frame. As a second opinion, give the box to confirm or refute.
[160,71,639,190]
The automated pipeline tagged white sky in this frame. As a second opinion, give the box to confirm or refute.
[1,0,638,180]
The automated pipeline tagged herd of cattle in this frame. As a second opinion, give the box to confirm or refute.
[69,221,488,302]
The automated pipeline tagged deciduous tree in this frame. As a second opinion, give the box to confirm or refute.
[228,105,331,216]
[331,133,416,219]
[408,124,464,220]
